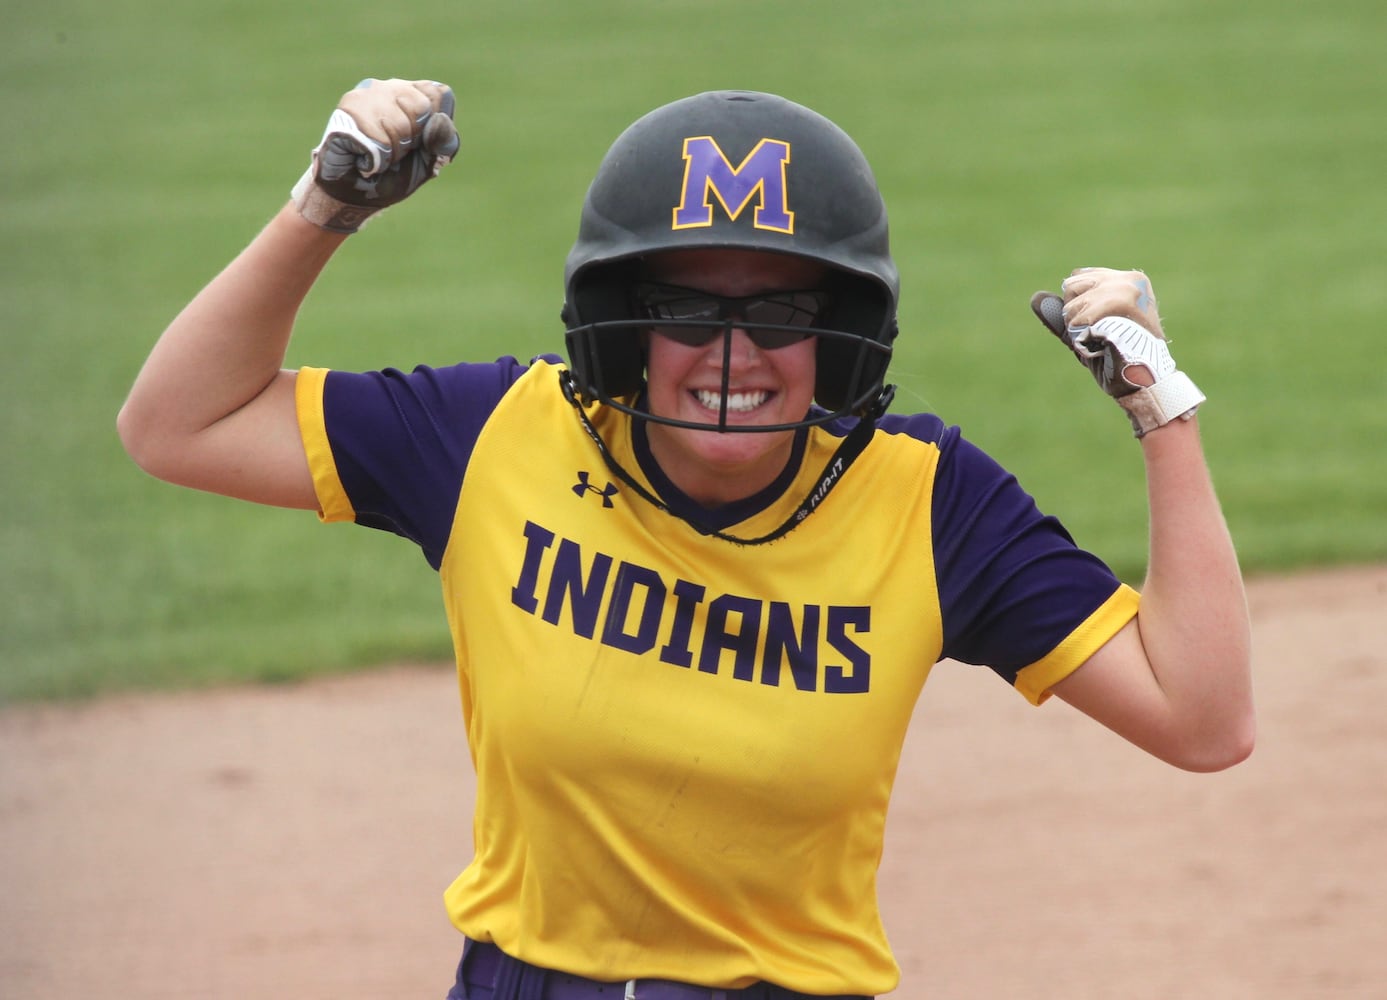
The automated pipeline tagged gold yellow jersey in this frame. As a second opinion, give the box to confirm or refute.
[296,357,1138,995]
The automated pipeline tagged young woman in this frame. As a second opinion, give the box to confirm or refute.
[118,78,1254,1000]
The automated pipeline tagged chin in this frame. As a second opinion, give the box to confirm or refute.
[680,423,790,465]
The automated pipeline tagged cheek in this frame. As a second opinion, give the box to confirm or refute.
[644,336,691,401]
[778,341,819,401]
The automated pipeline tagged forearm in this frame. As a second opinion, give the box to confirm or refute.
[118,206,345,468]
[122,204,345,432]
[1133,416,1255,762]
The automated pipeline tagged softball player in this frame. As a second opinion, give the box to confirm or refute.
[118,78,1255,999]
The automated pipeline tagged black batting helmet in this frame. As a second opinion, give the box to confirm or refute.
[562,90,899,429]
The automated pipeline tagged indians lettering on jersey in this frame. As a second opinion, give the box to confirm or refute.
[510,519,870,693]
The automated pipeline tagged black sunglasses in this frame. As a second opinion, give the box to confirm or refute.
[633,281,831,350]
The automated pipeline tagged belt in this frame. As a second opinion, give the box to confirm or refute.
[453,939,871,1000]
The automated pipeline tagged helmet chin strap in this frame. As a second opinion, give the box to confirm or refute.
[560,370,893,546]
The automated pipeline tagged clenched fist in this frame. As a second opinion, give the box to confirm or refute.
[291,78,460,234]
[1031,268,1205,438]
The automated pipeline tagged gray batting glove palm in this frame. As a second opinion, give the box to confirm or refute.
[1031,268,1205,438]
[291,78,460,234]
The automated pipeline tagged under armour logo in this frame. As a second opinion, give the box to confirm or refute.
[572,471,618,508]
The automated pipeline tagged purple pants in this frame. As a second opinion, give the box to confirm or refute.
[446,939,871,1000]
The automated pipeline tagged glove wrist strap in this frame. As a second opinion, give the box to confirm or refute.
[290,166,379,235]
[1118,370,1206,438]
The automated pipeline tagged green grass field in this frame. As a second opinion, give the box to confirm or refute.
[3,0,1384,702]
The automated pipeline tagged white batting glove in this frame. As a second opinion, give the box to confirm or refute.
[291,78,460,234]
[1030,268,1205,438]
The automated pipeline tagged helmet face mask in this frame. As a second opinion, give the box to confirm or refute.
[563,90,900,432]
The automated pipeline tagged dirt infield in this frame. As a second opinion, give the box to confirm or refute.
[3,564,1384,999]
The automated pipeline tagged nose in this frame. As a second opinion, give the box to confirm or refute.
[705,324,759,367]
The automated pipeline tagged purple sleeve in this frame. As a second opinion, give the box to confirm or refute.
[896,415,1127,683]
[320,356,537,569]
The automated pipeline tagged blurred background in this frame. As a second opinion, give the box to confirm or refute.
[3,0,1384,701]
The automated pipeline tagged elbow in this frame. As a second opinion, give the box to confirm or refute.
[1171,709,1257,773]
[116,399,152,471]
[116,397,174,481]
[1217,711,1259,770]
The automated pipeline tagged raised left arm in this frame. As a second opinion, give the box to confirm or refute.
[1034,269,1255,771]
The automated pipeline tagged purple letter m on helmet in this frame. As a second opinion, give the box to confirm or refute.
[672,136,794,234]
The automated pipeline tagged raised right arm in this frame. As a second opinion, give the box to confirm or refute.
[116,78,459,509]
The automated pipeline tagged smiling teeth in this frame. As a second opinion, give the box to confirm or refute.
[696,390,769,413]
